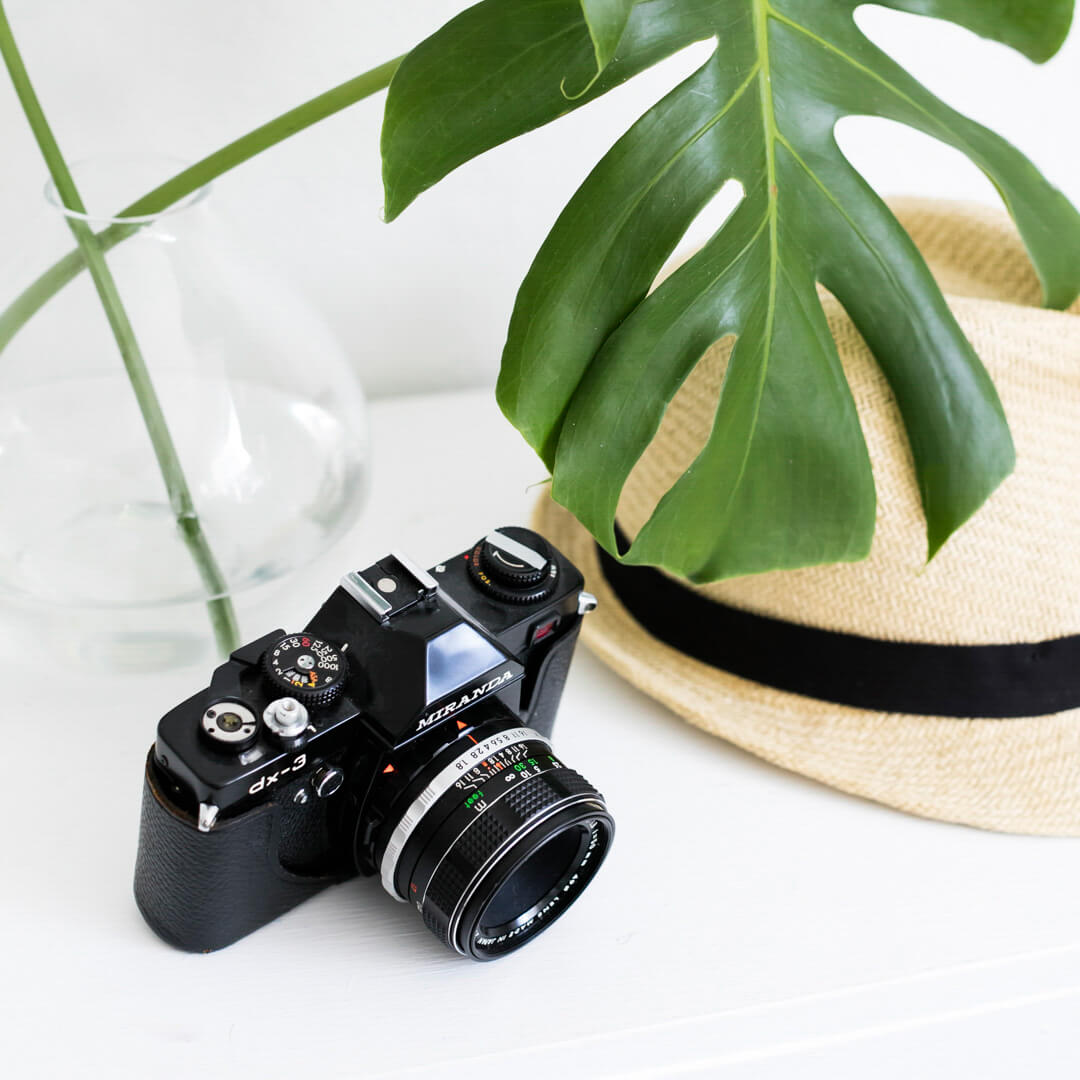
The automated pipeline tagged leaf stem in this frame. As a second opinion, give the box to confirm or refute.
[0,53,404,354]
[0,0,239,656]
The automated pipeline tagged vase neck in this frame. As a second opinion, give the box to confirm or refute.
[43,153,210,227]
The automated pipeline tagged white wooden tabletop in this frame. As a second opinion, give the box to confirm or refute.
[3,388,1078,1079]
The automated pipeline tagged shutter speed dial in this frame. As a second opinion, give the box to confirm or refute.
[468,527,559,603]
[263,634,347,708]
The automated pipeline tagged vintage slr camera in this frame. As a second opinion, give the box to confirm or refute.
[134,527,613,960]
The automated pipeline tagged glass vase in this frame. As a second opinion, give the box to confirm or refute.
[0,156,368,672]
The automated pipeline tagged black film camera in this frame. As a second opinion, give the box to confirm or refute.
[134,527,613,960]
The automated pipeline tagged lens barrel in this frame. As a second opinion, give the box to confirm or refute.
[376,726,613,960]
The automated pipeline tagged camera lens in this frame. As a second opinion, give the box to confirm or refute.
[374,717,613,960]
[474,823,596,939]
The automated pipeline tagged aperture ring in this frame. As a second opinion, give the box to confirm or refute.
[379,726,546,898]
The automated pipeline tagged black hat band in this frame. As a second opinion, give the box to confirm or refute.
[596,539,1080,720]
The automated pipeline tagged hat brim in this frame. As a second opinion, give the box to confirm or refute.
[535,496,1080,836]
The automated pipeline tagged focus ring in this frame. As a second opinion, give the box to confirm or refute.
[421,769,597,947]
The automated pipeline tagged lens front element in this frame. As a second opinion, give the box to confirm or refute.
[378,727,613,959]
[479,826,588,933]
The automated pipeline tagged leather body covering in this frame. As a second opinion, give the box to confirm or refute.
[134,750,353,952]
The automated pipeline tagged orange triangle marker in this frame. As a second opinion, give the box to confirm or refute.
[382,763,395,774]
[456,720,467,730]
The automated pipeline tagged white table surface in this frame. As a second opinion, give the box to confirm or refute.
[3,388,1078,1079]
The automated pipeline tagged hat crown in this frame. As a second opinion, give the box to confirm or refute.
[617,200,1080,646]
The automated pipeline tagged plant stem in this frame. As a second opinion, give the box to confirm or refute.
[0,54,403,354]
[0,1,239,656]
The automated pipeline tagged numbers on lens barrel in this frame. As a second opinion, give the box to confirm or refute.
[454,740,551,804]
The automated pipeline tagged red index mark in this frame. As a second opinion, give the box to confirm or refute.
[467,735,478,744]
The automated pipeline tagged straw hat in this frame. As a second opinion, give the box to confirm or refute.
[535,199,1080,836]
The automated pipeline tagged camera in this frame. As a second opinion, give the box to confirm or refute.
[134,527,614,960]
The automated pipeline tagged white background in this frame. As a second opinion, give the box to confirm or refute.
[0,0,1078,397]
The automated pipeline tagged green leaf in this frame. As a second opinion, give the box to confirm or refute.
[563,0,638,97]
[581,0,637,72]
[383,0,1080,580]
[381,0,718,220]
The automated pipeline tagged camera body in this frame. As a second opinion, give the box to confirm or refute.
[135,527,612,960]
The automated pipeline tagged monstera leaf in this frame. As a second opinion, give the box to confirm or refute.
[581,0,636,74]
[382,0,1080,581]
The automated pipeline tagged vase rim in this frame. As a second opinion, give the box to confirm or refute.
[43,152,211,226]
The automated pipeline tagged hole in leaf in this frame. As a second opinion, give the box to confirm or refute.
[834,114,1000,207]
[654,180,746,291]
[617,333,738,540]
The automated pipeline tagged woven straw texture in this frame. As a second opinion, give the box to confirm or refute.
[535,199,1080,836]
